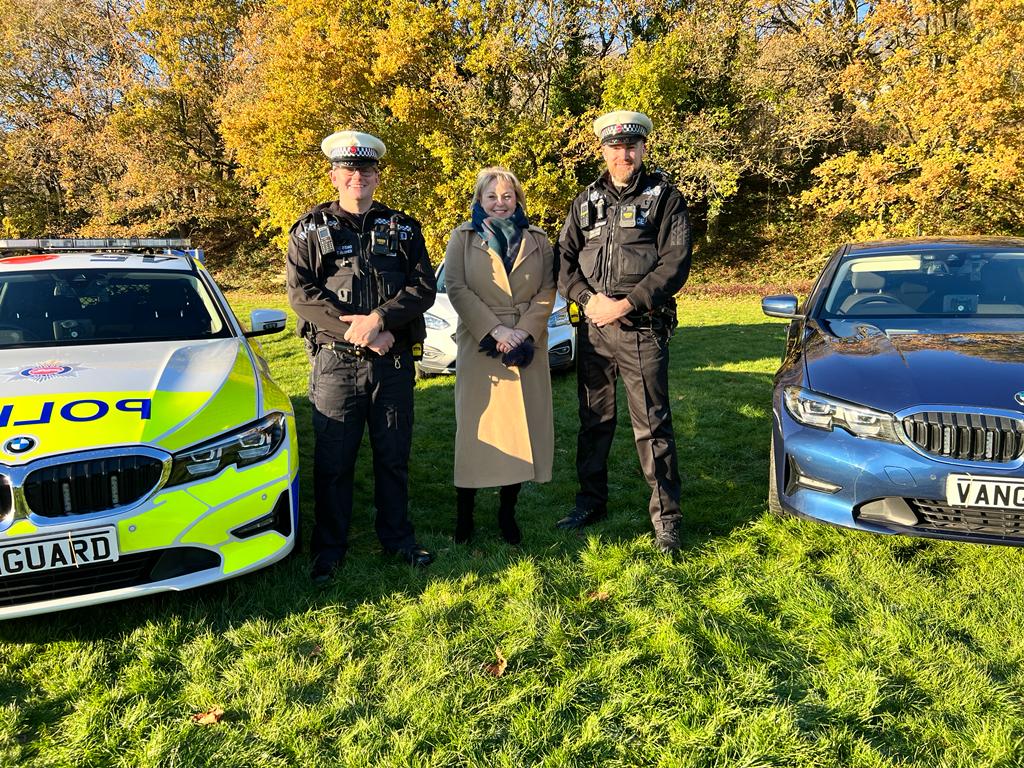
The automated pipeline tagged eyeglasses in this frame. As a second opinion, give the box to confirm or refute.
[333,166,378,177]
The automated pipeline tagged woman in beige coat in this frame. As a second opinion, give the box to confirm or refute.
[444,167,556,544]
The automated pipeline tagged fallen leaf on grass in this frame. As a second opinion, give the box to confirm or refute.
[191,707,225,725]
[482,647,507,677]
[308,644,322,658]
[587,590,611,601]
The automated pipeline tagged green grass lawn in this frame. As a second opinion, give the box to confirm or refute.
[3,294,1024,767]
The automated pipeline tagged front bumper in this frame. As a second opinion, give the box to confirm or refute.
[0,430,298,619]
[772,396,1024,546]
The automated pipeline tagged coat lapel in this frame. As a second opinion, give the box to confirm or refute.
[471,234,512,297]
[510,230,537,274]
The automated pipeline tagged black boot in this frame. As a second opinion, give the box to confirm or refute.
[498,483,522,544]
[455,486,476,544]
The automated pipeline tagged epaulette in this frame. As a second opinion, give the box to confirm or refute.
[390,209,422,229]
[651,168,673,184]
[289,202,333,234]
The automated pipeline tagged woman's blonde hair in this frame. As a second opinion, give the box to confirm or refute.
[472,166,527,213]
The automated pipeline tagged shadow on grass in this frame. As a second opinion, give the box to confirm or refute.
[0,320,789,643]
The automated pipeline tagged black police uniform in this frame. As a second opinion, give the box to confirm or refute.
[556,165,692,534]
[286,200,436,566]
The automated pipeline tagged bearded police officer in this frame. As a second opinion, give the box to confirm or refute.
[287,130,437,583]
[555,110,692,554]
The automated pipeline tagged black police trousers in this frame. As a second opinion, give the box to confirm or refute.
[575,320,682,532]
[309,346,417,565]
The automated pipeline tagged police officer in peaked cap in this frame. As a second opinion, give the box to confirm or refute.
[555,110,692,554]
[287,130,437,583]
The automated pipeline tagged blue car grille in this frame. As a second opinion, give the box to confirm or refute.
[900,412,1024,462]
[23,456,163,518]
[909,499,1024,540]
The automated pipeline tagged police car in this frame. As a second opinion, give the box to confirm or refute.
[0,239,297,619]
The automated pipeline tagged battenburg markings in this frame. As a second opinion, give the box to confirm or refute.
[0,398,151,427]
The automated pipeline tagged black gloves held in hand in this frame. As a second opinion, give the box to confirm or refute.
[478,335,534,368]
[502,339,534,368]
[478,334,501,358]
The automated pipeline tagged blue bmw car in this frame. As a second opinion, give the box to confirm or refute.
[764,237,1024,545]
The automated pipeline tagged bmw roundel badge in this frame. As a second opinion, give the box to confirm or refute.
[1016,392,1024,407]
[4,436,36,454]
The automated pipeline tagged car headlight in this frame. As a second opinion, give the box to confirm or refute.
[424,312,450,330]
[783,387,899,442]
[548,306,570,328]
[166,412,286,486]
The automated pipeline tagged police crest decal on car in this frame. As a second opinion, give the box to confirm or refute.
[4,360,82,382]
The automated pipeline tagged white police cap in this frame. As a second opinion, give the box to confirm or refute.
[592,110,653,145]
[321,130,386,166]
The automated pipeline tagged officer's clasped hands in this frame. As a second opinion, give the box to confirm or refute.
[584,293,632,327]
[340,312,383,347]
[366,330,394,355]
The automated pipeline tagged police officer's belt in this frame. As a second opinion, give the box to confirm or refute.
[322,340,368,358]
[617,304,675,331]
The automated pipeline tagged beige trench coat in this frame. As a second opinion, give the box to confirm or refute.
[444,222,556,488]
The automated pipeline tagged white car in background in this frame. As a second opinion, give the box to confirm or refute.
[418,264,576,376]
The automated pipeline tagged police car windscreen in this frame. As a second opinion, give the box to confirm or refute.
[0,270,230,348]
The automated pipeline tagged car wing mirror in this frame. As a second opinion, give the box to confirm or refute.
[762,294,803,319]
[245,308,287,337]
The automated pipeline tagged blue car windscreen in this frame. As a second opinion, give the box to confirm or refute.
[822,251,1024,318]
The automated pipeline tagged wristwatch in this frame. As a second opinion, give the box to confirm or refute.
[578,290,594,310]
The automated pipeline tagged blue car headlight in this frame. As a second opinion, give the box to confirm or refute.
[784,387,900,443]
[424,312,450,330]
[548,306,571,328]
[166,412,287,487]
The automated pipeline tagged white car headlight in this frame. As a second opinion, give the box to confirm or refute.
[548,306,570,327]
[783,387,899,442]
[424,312,450,330]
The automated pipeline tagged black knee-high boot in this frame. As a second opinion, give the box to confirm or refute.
[455,486,476,544]
[498,483,522,544]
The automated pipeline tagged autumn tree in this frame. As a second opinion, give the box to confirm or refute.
[220,0,616,260]
[804,0,1024,239]
[0,0,136,236]
[0,0,257,266]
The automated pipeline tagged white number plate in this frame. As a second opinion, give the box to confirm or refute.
[946,475,1024,510]
[0,528,119,577]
